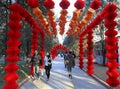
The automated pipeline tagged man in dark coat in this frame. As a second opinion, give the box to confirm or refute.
[66,51,75,78]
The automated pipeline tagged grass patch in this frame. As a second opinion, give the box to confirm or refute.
[0,63,30,89]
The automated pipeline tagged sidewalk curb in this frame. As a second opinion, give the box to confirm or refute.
[81,69,111,89]
[18,76,31,88]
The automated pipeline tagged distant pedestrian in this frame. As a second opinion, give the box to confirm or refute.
[63,52,68,68]
[44,52,52,81]
[66,51,75,79]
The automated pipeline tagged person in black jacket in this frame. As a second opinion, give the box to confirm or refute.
[66,51,75,79]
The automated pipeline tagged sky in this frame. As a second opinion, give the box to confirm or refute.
[53,0,76,44]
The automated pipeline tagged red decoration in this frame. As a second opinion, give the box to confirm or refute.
[79,36,84,69]
[78,3,120,87]
[103,4,118,13]
[44,0,55,9]
[59,0,70,9]
[40,49,45,69]
[9,4,21,12]
[104,4,120,87]
[4,3,45,89]
[4,4,22,89]
[74,0,85,9]
[50,44,69,60]
[27,0,39,8]
[86,29,94,75]
[90,0,101,10]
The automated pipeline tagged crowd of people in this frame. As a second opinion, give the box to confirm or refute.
[29,50,76,81]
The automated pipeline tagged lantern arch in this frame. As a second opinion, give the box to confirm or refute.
[78,3,120,87]
[4,3,45,89]
[50,44,69,60]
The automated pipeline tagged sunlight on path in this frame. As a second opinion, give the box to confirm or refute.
[19,56,107,89]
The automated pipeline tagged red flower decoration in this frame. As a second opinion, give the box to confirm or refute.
[44,0,55,9]
[90,0,101,10]
[59,0,70,9]
[27,0,39,8]
[74,0,85,9]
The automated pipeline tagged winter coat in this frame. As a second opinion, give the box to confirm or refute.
[66,54,75,68]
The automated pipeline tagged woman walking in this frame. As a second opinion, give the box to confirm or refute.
[44,52,52,81]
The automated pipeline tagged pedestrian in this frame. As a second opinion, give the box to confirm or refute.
[63,52,68,68]
[30,50,41,80]
[66,51,75,79]
[44,52,52,81]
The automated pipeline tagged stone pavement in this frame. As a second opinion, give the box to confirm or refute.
[19,56,108,89]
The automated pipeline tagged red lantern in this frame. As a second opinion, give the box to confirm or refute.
[59,0,70,9]
[44,0,55,9]
[74,0,85,9]
[90,0,101,10]
[27,0,39,8]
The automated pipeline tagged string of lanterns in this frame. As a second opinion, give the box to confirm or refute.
[44,0,57,37]
[66,0,85,36]
[104,4,120,87]
[33,8,51,35]
[73,0,101,35]
[59,0,70,35]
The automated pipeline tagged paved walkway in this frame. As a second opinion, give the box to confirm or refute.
[19,57,107,89]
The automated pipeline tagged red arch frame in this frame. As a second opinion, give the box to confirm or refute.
[79,4,120,87]
[50,44,69,60]
[4,3,45,89]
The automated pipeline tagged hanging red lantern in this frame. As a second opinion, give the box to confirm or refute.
[90,0,101,10]
[27,0,39,8]
[74,0,85,9]
[43,0,55,9]
[59,0,70,9]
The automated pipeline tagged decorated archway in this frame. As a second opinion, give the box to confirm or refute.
[4,3,45,89]
[2,0,120,88]
[78,3,120,87]
[50,44,69,60]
